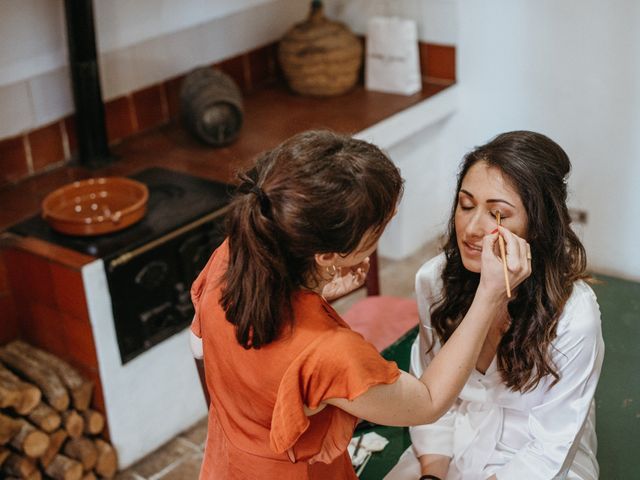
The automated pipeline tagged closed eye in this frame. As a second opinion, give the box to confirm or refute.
[490,209,506,220]
[457,199,474,211]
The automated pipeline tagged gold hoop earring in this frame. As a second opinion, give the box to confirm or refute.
[326,265,337,277]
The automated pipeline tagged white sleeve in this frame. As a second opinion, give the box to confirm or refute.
[495,285,604,479]
[190,328,203,359]
[408,332,458,457]
[409,256,456,458]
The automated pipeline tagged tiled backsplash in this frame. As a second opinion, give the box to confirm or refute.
[0,41,454,188]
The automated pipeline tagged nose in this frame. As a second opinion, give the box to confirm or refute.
[464,210,495,240]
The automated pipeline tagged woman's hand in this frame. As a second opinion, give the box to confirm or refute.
[479,226,532,299]
[321,258,370,301]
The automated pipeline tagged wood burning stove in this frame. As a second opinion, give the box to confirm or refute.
[9,167,234,467]
[11,168,233,364]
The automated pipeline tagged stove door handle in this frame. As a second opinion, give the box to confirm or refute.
[108,205,229,271]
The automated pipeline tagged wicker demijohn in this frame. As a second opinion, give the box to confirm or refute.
[278,1,363,96]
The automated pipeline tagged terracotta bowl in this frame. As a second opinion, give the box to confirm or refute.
[42,177,149,236]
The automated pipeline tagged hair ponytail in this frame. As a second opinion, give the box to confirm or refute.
[221,169,293,349]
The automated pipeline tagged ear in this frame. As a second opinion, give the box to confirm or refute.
[314,252,338,268]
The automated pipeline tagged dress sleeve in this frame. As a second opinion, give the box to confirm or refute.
[190,243,222,338]
[409,256,457,458]
[270,328,400,458]
[495,285,604,480]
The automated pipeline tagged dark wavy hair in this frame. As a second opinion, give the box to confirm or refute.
[431,131,589,392]
[221,130,404,349]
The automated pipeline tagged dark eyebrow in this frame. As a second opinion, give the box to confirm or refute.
[459,189,474,198]
[459,189,516,208]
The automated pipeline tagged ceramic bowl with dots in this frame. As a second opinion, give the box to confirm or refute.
[42,177,148,236]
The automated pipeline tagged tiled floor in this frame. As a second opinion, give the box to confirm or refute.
[115,240,440,479]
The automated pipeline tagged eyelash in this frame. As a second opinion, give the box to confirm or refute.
[459,204,507,219]
[490,209,506,220]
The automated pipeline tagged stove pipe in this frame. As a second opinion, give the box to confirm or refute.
[64,0,113,167]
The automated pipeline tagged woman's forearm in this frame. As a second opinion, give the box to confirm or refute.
[323,286,503,426]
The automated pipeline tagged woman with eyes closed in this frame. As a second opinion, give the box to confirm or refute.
[190,130,534,480]
[385,131,604,480]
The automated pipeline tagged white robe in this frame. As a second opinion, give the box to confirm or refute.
[385,254,604,480]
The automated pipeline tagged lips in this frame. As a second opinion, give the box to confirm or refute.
[462,241,482,255]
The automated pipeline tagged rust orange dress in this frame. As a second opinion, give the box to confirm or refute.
[191,240,400,479]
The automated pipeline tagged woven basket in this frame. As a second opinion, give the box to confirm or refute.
[278,2,363,96]
[180,67,243,146]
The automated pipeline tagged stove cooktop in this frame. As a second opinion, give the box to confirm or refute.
[10,167,235,259]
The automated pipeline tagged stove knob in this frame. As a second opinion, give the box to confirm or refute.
[135,261,168,290]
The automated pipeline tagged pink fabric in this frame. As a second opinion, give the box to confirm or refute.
[342,296,419,351]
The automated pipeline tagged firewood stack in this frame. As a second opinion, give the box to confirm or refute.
[0,341,117,479]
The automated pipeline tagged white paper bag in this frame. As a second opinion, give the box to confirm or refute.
[365,16,422,95]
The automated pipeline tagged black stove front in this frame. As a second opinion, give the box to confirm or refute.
[11,167,234,364]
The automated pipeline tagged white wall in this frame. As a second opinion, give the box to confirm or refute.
[323,0,458,45]
[83,260,207,469]
[377,117,453,258]
[0,0,282,87]
[96,0,307,99]
[323,0,460,260]
[93,0,274,53]
[434,0,640,280]
[0,0,307,138]
[0,0,66,86]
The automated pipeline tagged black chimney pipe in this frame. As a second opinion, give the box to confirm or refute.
[64,0,113,167]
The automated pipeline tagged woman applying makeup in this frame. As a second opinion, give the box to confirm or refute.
[385,131,604,480]
[189,130,532,479]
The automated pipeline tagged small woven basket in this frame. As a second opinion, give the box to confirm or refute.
[180,67,244,146]
[278,2,363,96]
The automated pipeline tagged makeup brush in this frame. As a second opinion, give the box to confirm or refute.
[353,434,363,458]
[496,212,511,298]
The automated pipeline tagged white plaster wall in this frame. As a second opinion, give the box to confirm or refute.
[323,0,458,45]
[82,260,207,468]
[93,0,275,53]
[355,86,460,260]
[0,0,67,86]
[434,0,640,280]
[0,0,307,138]
[324,0,459,260]
[378,120,450,258]
[0,0,283,86]
[98,0,307,99]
